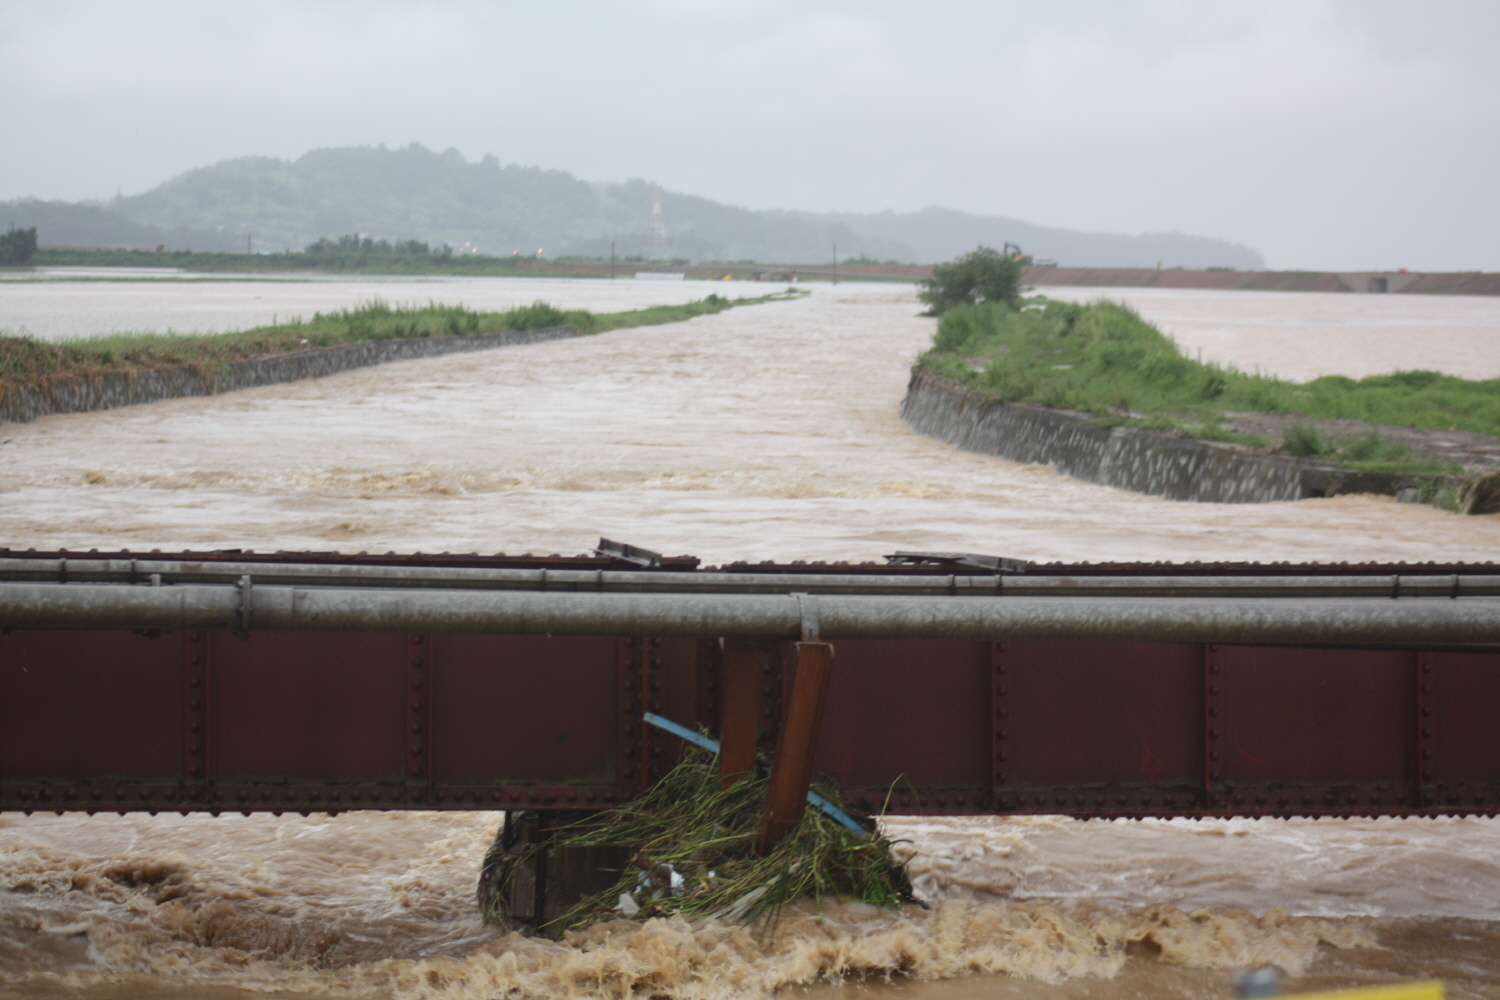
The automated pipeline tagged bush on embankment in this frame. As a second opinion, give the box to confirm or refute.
[917,245,1024,315]
[919,297,1500,471]
[0,291,789,387]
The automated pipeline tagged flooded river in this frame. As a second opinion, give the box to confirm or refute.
[2,277,1500,999]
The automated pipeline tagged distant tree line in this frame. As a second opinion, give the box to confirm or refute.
[303,234,449,258]
[0,225,38,266]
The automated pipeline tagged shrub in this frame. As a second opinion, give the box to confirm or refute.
[0,225,38,266]
[501,301,569,330]
[1281,423,1329,457]
[918,245,1024,315]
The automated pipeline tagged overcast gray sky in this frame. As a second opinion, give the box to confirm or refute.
[2,0,1497,271]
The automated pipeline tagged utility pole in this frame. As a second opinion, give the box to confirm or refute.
[610,241,616,280]
[832,243,838,285]
[246,233,252,255]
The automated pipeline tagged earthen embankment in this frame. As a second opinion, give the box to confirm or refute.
[900,368,1439,504]
[0,325,573,426]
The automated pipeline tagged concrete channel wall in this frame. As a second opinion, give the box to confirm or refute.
[900,367,1421,504]
[0,325,574,426]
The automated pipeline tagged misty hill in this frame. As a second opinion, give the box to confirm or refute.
[10,144,1263,267]
[815,207,1263,270]
[0,198,244,253]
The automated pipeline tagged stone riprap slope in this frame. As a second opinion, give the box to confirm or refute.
[900,368,1448,504]
[0,325,573,426]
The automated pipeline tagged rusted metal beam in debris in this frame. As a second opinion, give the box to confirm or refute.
[719,639,764,790]
[757,641,835,854]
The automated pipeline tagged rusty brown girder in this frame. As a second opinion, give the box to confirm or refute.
[1,548,1498,820]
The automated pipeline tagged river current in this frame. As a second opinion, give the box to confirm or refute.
[2,277,1499,999]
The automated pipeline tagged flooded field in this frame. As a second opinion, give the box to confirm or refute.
[0,272,719,341]
[2,276,1500,998]
[1036,285,1500,382]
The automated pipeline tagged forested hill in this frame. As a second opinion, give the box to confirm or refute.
[6,144,1263,268]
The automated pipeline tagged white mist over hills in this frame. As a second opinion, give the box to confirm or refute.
[2,2,1495,269]
[3,144,1263,268]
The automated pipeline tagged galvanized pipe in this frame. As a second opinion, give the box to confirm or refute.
[0,558,1494,599]
[3,582,1499,644]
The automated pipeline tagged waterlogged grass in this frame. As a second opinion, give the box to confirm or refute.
[922,298,1500,469]
[0,291,798,385]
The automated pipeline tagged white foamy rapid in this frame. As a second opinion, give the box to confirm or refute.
[2,277,1500,999]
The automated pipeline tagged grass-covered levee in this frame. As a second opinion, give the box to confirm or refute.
[476,747,915,938]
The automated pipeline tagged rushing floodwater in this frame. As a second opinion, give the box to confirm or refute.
[2,277,1500,999]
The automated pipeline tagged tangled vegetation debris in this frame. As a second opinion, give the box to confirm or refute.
[479,748,913,937]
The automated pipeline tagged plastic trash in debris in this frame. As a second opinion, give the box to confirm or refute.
[635,860,686,897]
[721,885,770,922]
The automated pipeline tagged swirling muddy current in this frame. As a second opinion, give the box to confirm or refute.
[2,278,1500,998]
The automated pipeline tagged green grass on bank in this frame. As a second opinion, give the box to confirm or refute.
[921,297,1500,472]
[0,291,801,386]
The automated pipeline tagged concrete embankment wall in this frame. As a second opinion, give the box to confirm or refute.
[900,368,1423,504]
[0,325,573,426]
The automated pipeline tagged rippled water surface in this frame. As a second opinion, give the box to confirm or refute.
[2,276,1500,998]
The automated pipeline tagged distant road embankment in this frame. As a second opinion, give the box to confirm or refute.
[782,262,1499,295]
[15,247,1500,294]
[1020,265,1500,296]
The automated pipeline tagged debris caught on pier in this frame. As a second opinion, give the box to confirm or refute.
[478,747,913,936]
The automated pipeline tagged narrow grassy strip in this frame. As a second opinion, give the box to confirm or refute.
[480,749,911,937]
[922,298,1500,471]
[0,290,801,386]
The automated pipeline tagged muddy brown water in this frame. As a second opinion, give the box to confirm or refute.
[3,279,1500,998]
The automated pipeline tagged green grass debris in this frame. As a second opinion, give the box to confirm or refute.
[479,748,912,937]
